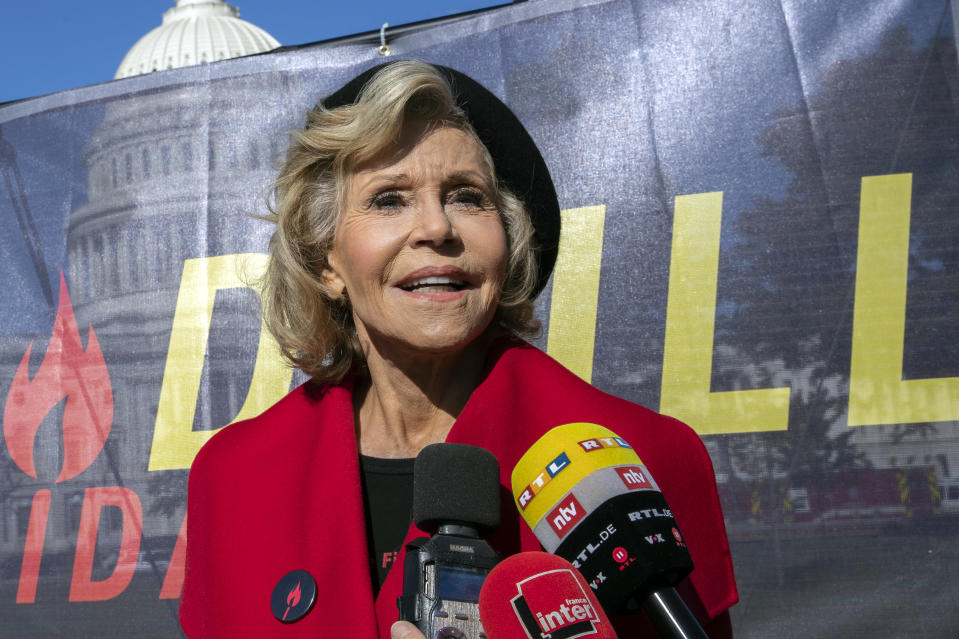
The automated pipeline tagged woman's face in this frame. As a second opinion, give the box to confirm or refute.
[324,122,508,356]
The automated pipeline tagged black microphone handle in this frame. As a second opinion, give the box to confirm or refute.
[641,586,710,639]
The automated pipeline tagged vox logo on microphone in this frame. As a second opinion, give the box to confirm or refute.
[547,494,586,538]
[510,568,603,639]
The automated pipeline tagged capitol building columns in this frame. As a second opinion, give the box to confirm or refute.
[47,0,285,550]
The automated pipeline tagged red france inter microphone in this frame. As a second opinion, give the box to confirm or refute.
[511,423,708,639]
[479,552,617,639]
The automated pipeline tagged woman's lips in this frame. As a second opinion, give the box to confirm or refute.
[393,266,476,300]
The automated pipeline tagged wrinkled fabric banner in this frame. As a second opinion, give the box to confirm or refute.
[1,0,957,636]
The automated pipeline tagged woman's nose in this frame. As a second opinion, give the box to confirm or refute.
[411,199,457,247]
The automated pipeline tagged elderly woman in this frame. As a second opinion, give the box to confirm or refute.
[179,61,737,638]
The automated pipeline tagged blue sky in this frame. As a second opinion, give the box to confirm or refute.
[0,0,508,103]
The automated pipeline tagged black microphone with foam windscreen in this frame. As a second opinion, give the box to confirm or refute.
[397,443,502,639]
[479,551,618,639]
[510,423,708,639]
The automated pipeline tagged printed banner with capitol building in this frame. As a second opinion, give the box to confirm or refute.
[1,0,957,636]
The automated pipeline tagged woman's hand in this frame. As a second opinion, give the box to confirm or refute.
[390,620,427,639]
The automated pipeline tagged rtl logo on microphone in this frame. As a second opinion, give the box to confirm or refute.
[612,546,636,571]
[517,452,571,510]
[577,437,632,452]
[510,568,604,639]
[547,494,586,538]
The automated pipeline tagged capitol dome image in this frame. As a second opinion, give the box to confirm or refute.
[115,0,280,79]
[32,0,295,553]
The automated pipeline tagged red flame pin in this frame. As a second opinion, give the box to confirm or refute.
[271,569,316,623]
[3,273,112,482]
[283,581,302,621]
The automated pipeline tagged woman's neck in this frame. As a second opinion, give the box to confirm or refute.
[353,330,497,458]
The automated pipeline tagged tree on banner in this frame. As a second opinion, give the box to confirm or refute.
[711,23,959,524]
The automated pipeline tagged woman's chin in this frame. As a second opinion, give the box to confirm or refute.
[368,323,494,360]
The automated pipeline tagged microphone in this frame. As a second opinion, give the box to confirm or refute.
[479,551,617,639]
[397,443,502,639]
[511,423,708,639]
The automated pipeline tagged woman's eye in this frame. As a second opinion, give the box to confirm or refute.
[448,187,488,209]
[369,191,405,210]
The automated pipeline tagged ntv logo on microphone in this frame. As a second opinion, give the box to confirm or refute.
[546,494,587,539]
[614,465,653,490]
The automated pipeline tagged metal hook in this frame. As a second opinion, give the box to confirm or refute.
[378,22,391,56]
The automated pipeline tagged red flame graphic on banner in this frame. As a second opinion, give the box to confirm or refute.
[3,273,112,482]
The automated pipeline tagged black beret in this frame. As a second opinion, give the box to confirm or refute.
[321,61,560,298]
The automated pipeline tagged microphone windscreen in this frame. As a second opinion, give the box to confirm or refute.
[413,443,500,532]
[510,423,693,613]
[479,551,617,639]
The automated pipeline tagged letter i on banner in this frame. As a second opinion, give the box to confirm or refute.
[547,206,606,383]
[849,174,959,426]
[16,490,51,604]
[660,191,789,435]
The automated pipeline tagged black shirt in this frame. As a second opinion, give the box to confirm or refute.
[358,455,415,594]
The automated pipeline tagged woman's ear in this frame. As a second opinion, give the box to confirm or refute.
[320,257,347,301]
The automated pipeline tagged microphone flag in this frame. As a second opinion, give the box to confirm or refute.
[478,551,617,639]
[510,423,694,613]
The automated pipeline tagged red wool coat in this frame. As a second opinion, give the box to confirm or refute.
[179,339,738,637]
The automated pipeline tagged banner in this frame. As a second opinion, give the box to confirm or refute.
[1,0,957,636]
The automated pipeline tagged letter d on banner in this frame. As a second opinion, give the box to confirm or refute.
[148,254,293,471]
[69,487,142,602]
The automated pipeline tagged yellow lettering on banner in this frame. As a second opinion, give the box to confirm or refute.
[848,174,958,426]
[546,206,607,383]
[148,254,293,471]
[660,191,789,434]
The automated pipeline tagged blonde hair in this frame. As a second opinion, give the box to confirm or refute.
[262,61,539,382]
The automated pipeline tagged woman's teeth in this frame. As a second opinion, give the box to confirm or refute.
[401,276,466,292]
